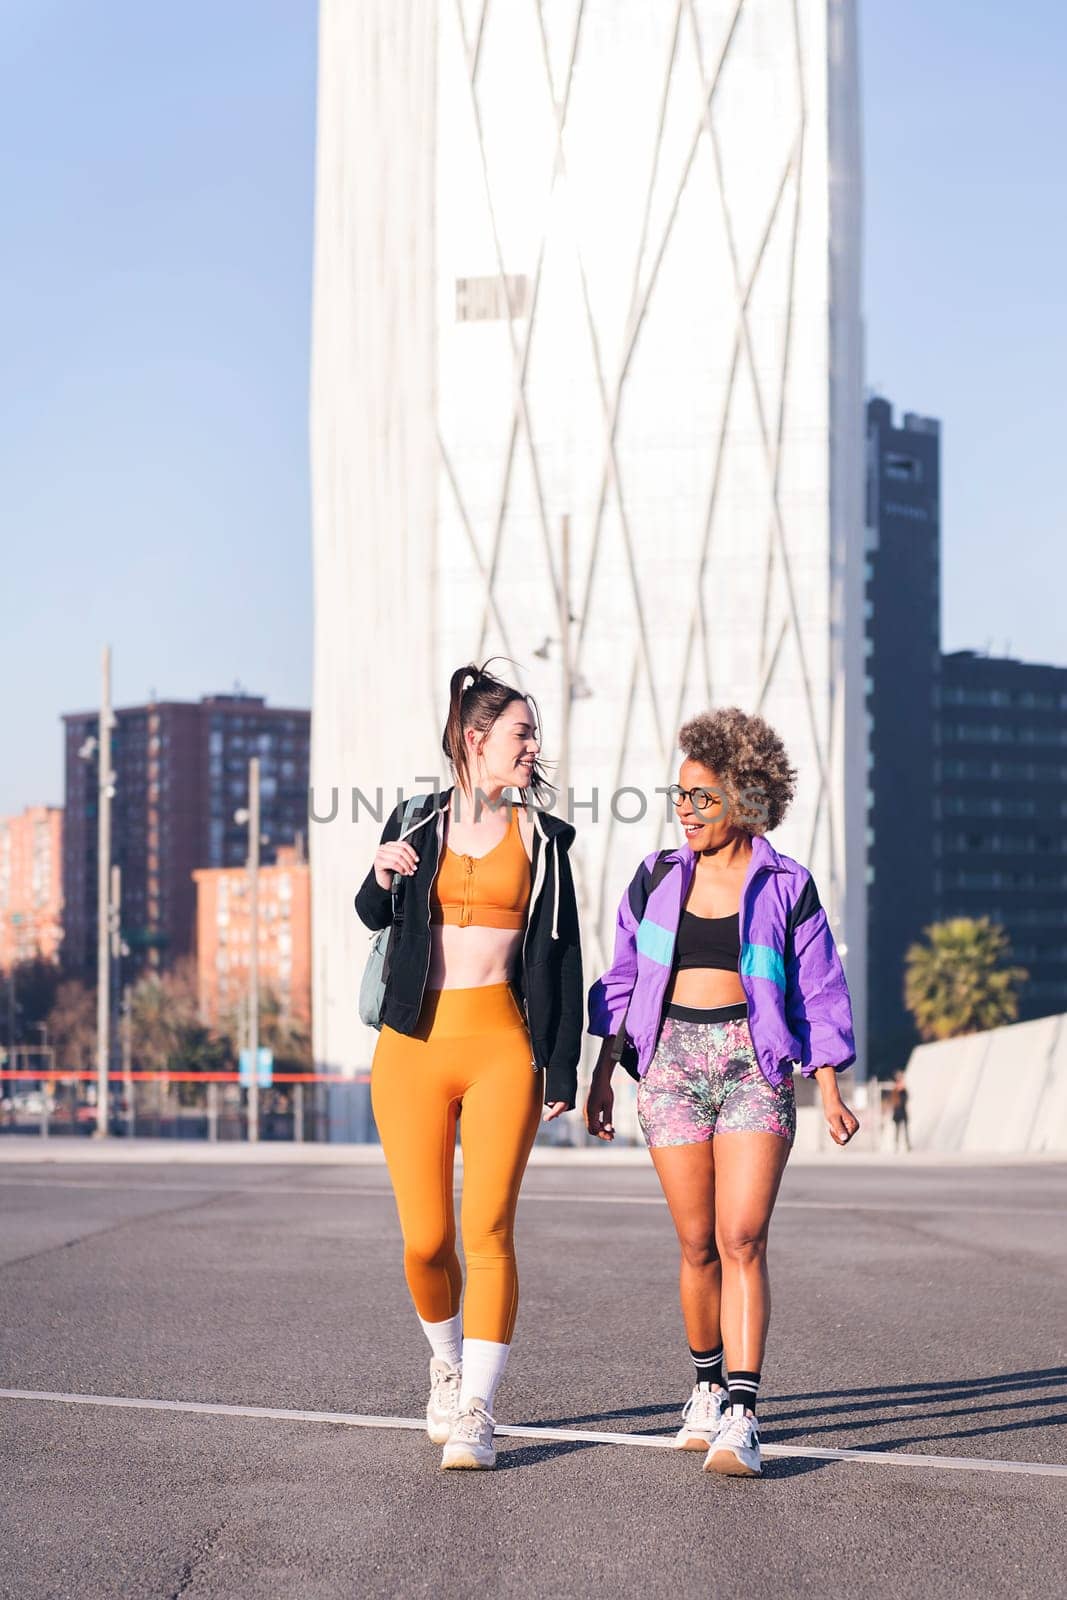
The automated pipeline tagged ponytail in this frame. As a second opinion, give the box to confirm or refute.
[441,659,554,805]
[444,664,479,792]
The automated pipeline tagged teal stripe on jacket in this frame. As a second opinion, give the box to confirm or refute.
[636,918,675,968]
[740,942,786,990]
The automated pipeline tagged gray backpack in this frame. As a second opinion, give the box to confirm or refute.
[358,794,429,1029]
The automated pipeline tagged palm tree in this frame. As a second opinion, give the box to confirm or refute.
[904,917,1028,1042]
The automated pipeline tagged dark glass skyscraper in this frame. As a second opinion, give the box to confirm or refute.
[937,652,1067,1020]
[864,396,942,1076]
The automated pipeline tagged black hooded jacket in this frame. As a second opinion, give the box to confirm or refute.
[354,788,582,1108]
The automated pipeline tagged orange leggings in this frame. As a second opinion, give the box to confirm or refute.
[370,983,543,1344]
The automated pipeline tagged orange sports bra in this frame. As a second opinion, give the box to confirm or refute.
[430,805,531,931]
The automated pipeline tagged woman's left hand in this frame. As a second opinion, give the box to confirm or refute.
[824,1099,860,1146]
[813,1066,860,1146]
[542,1100,570,1123]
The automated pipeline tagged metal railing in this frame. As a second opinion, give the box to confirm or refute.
[0,1068,363,1143]
[1,1068,888,1151]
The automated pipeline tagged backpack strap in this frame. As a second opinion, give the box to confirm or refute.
[385,794,432,970]
[397,792,438,842]
[609,850,677,1066]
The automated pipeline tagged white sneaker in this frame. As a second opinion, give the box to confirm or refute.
[703,1406,762,1477]
[440,1398,497,1470]
[426,1358,462,1445]
[673,1383,725,1450]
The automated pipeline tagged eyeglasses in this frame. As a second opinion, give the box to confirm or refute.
[668,783,722,813]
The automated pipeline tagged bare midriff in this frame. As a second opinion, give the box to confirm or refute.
[427,924,525,991]
[665,965,747,1009]
[664,849,748,1009]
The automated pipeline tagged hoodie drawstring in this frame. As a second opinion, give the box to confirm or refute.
[550,837,560,941]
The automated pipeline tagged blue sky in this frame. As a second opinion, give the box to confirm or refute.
[1,1,1064,814]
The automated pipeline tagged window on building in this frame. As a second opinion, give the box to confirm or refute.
[456,273,529,321]
[884,453,922,482]
[1019,691,1056,710]
[1025,979,1067,1000]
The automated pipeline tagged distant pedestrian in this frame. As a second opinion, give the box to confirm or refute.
[585,708,859,1478]
[889,1070,910,1152]
[355,662,582,1470]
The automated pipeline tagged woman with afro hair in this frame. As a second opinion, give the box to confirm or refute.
[585,707,858,1477]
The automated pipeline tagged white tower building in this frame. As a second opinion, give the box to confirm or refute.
[310,0,866,1121]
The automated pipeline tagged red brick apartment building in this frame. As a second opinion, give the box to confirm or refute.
[193,843,311,1033]
[0,805,63,969]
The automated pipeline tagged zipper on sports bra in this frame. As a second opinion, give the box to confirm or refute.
[461,853,474,927]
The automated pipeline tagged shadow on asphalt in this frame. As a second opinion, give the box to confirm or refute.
[764,1367,1067,1452]
[755,1456,831,1479]
[523,1369,1067,1455]
[771,1366,1066,1410]
[495,1439,606,1471]
[495,1438,830,1477]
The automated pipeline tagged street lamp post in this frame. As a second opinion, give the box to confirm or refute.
[95,646,115,1137]
[235,757,262,1144]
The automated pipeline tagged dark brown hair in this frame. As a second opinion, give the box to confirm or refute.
[678,706,797,835]
[442,660,553,805]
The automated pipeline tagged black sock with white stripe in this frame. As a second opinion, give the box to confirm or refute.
[728,1370,760,1414]
[690,1346,724,1390]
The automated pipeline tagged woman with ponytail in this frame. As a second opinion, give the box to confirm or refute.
[355,662,582,1469]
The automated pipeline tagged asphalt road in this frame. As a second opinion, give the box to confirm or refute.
[0,1157,1064,1599]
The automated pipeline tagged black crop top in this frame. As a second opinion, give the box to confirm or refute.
[673,909,741,973]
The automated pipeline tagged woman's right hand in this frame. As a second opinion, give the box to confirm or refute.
[585,1069,615,1141]
[373,840,419,892]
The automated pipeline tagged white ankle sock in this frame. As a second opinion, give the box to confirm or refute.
[418,1313,462,1367]
[459,1338,510,1413]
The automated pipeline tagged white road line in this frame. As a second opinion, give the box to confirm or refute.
[0,1175,1061,1219]
[1,1388,1064,1479]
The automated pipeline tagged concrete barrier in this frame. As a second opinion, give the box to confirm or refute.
[906,1013,1067,1154]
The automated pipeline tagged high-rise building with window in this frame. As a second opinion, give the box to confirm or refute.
[864,396,941,1074]
[310,0,867,1090]
[936,652,1067,1021]
[62,694,309,980]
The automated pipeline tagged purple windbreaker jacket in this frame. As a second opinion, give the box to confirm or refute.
[587,835,856,1086]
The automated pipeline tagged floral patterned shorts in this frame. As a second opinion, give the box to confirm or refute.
[637,1009,796,1147]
